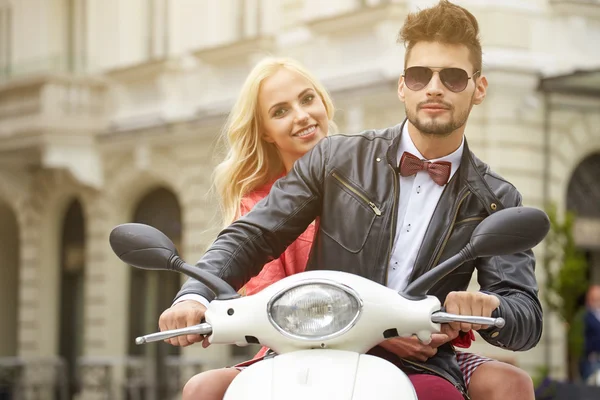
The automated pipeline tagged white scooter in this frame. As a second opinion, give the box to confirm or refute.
[109,206,549,400]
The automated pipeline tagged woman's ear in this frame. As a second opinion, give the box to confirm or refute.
[262,132,275,143]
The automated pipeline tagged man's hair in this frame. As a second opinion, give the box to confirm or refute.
[398,0,482,73]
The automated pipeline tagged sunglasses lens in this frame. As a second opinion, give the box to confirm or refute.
[404,67,433,91]
[440,68,469,92]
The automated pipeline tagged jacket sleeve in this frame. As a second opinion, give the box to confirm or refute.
[174,138,330,302]
[236,193,285,296]
[476,192,544,351]
[237,198,289,296]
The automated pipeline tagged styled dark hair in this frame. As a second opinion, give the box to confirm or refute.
[398,0,482,73]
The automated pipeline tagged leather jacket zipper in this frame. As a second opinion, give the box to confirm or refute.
[385,164,399,286]
[408,189,470,284]
[429,190,471,269]
[454,216,484,226]
[332,172,382,216]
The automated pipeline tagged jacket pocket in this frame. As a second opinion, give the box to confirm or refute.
[320,171,382,253]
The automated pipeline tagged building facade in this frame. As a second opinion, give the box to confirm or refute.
[1,0,600,398]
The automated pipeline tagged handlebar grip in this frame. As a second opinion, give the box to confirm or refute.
[135,323,213,345]
[431,312,505,329]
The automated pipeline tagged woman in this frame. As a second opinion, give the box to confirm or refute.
[180,57,533,400]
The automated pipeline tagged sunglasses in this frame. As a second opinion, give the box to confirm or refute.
[403,66,480,93]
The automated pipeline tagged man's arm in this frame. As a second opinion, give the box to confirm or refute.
[476,194,543,351]
[174,137,330,302]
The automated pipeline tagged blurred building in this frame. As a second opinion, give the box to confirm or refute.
[0,0,599,398]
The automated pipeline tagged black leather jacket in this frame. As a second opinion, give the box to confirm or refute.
[176,121,543,393]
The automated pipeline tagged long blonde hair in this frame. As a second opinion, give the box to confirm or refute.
[213,57,336,227]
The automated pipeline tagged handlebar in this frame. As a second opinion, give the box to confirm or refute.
[135,322,213,345]
[134,313,504,346]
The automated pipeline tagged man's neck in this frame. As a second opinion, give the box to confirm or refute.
[407,121,465,160]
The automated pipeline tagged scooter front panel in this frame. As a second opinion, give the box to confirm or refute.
[223,350,417,400]
[225,350,358,400]
[352,354,417,400]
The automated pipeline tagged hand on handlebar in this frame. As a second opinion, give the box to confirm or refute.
[444,291,501,331]
[158,300,210,347]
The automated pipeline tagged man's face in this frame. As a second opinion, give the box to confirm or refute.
[588,285,600,311]
[398,41,487,136]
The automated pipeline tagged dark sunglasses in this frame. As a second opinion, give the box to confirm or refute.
[403,66,480,93]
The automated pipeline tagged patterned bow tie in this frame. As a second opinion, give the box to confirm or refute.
[399,151,451,186]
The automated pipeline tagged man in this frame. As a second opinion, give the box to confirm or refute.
[582,285,600,382]
[160,1,542,398]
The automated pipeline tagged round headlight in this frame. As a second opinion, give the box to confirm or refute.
[267,281,362,341]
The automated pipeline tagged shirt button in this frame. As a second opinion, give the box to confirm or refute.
[416,186,421,194]
[406,224,411,232]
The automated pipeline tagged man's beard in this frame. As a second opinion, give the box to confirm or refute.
[406,102,471,137]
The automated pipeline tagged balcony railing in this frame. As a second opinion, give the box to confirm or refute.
[0,357,68,400]
[0,355,207,400]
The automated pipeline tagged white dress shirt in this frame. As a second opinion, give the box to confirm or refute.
[387,123,463,292]
[177,123,464,307]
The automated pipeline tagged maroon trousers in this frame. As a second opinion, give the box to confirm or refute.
[408,374,464,400]
[366,345,465,400]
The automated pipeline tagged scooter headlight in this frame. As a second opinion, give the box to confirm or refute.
[267,281,362,341]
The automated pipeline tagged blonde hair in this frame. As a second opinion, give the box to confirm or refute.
[213,57,336,228]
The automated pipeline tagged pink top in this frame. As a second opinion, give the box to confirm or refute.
[238,177,317,297]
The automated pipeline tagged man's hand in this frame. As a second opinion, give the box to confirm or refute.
[444,291,500,331]
[379,326,458,362]
[158,300,209,347]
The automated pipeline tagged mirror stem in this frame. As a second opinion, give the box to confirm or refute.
[173,256,241,300]
[403,244,475,299]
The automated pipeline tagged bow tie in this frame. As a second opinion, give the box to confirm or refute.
[399,151,451,186]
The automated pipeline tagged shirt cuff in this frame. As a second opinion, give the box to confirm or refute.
[173,294,211,309]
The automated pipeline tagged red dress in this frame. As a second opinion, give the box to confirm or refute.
[236,177,474,360]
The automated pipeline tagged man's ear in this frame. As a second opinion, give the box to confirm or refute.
[398,75,406,103]
[473,75,488,105]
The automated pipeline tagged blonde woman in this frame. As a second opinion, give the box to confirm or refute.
[212,56,335,300]
[159,57,534,400]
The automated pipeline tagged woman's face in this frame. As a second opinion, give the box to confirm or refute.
[258,68,329,171]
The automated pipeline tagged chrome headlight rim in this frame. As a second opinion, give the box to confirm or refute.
[266,279,363,342]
